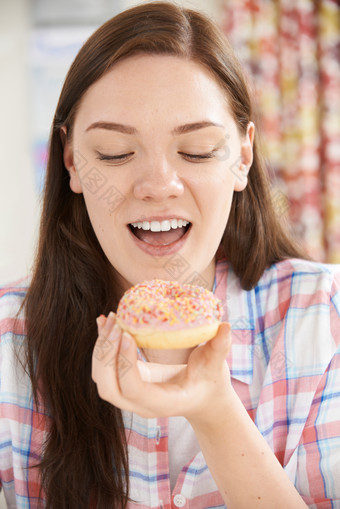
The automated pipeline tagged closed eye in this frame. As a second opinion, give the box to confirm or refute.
[178,151,215,162]
[95,151,134,163]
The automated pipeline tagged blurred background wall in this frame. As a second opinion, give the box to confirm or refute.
[0,0,339,287]
[222,0,340,264]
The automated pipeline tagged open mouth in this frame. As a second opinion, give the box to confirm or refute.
[128,218,191,247]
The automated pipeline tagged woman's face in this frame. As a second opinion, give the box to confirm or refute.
[64,54,254,290]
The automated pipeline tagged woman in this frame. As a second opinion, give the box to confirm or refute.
[0,2,339,508]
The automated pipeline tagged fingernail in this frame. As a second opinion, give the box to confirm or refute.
[106,312,116,326]
[108,323,120,341]
[96,315,106,327]
[121,332,131,350]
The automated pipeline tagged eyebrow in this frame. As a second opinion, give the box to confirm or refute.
[85,120,224,135]
[172,121,225,134]
[85,121,137,134]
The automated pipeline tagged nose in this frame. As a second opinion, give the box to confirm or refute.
[133,159,184,202]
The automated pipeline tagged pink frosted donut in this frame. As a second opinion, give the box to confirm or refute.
[116,279,223,349]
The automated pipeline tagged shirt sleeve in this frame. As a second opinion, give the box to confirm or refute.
[295,271,340,508]
[0,288,20,506]
[0,282,44,508]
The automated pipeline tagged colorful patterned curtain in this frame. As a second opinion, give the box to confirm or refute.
[221,0,340,262]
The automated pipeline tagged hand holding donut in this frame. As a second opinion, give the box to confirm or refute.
[91,280,233,423]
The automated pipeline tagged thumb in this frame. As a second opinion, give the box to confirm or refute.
[190,322,231,376]
[203,322,232,361]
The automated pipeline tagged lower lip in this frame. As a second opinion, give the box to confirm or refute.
[127,225,191,257]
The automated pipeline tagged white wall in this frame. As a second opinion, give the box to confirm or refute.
[0,0,40,286]
[123,0,222,18]
[0,0,223,287]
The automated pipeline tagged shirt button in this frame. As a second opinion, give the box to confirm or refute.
[173,494,186,507]
[155,425,161,445]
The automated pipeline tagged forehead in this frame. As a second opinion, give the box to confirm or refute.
[74,54,232,130]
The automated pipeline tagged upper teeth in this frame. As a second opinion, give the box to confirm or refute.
[130,219,189,232]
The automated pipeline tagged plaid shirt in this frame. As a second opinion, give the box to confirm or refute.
[1,258,340,508]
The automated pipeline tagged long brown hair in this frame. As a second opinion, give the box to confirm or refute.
[24,2,306,507]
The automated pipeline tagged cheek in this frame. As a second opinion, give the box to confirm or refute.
[203,173,236,227]
[199,166,236,202]
[81,189,115,239]
[80,168,127,221]
[82,193,122,265]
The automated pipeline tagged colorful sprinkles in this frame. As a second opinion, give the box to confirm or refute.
[117,279,223,330]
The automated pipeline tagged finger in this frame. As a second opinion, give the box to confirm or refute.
[116,334,186,416]
[93,322,160,417]
[93,325,157,416]
[93,312,116,359]
[92,322,146,414]
[190,322,231,373]
[99,311,116,338]
[96,314,107,330]
[92,316,121,383]
[93,322,120,364]
[208,322,232,354]
[116,332,142,397]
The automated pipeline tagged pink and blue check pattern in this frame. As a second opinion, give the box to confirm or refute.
[1,258,340,508]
